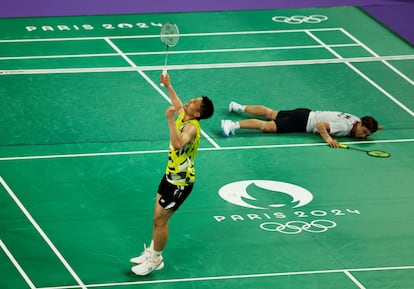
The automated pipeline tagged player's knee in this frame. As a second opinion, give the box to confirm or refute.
[153,215,167,229]
[153,214,168,228]
[261,121,276,133]
[265,109,277,120]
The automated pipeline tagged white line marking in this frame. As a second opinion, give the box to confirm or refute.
[0,149,168,161]
[344,270,367,289]
[1,54,414,75]
[0,177,87,289]
[346,63,414,117]
[0,138,412,161]
[340,28,414,86]
[0,28,344,43]
[0,239,37,289]
[34,265,414,289]
[306,30,414,118]
[0,44,360,60]
[0,52,119,60]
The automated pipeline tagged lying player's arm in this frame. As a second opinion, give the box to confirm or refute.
[315,122,339,148]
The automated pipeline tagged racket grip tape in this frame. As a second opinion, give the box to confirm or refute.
[160,69,167,86]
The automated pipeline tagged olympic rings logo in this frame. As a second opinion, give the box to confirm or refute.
[272,15,328,24]
[260,219,336,234]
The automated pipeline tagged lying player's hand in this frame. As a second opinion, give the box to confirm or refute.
[328,139,340,148]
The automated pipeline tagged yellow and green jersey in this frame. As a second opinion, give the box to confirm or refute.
[165,112,200,186]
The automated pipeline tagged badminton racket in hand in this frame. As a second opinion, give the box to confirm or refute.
[339,144,391,158]
[160,21,180,86]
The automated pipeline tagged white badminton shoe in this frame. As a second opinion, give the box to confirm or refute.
[221,120,237,137]
[228,101,244,112]
[131,256,164,276]
[130,246,151,265]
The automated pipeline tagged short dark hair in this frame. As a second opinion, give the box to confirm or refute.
[199,96,214,120]
[361,116,379,133]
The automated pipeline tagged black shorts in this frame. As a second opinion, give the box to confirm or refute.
[157,175,194,211]
[274,108,311,133]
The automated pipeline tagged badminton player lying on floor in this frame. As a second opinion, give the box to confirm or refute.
[221,101,381,148]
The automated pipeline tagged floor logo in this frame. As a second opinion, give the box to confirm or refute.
[218,180,313,210]
[272,15,328,24]
[214,180,362,234]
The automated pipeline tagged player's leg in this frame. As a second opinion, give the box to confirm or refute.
[244,105,278,120]
[131,195,172,276]
[229,101,279,120]
[239,119,277,132]
[151,194,174,252]
[222,118,277,136]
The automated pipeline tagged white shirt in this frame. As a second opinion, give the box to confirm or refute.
[306,111,360,136]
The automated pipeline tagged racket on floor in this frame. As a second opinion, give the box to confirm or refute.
[339,144,391,158]
[160,21,180,86]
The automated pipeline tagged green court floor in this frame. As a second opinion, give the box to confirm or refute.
[1,6,413,289]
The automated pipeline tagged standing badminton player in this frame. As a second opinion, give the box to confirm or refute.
[130,73,214,276]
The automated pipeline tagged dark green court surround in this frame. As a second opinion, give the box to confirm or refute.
[1,6,413,289]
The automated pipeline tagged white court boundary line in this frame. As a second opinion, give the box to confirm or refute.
[0,138,413,161]
[0,27,347,43]
[0,239,37,289]
[305,30,414,118]
[340,28,414,86]
[0,43,361,60]
[1,54,414,75]
[34,265,414,289]
[0,177,87,289]
[344,271,366,289]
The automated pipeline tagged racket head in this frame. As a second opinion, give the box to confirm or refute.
[339,144,391,158]
[366,150,391,158]
[160,22,180,47]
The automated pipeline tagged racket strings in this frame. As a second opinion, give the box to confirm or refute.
[367,150,391,158]
[160,22,179,47]
[339,144,391,158]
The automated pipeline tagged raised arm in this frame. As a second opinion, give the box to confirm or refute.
[165,106,197,150]
[315,122,340,148]
[160,73,184,115]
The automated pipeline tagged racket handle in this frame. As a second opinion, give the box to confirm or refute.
[160,69,167,86]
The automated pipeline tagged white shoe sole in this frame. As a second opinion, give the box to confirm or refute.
[131,261,164,276]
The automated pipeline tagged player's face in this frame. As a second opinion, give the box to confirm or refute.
[184,98,203,117]
[354,124,372,139]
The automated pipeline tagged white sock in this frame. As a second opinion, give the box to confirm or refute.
[234,121,240,130]
[147,240,162,261]
[149,249,162,261]
[231,101,246,112]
